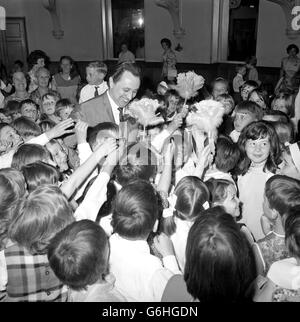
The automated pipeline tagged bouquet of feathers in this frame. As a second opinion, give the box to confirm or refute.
[186,99,225,155]
[127,98,165,139]
[172,71,205,104]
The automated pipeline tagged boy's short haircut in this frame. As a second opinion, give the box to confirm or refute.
[55,98,73,113]
[112,180,158,239]
[114,142,158,186]
[87,122,119,150]
[5,100,21,115]
[215,94,235,107]
[212,77,229,90]
[12,116,41,139]
[20,99,38,111]
[41,92,60,103]
[265,175,300,217]
[241,80,259,90]
[87,61,108,76]
[48,220,108,291]
[214,136,241,172]
[235,101,264,120]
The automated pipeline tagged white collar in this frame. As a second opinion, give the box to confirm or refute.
[107,90,119,110]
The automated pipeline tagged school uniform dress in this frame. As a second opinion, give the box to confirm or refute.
[3,244,67,302]
[79,82,108,104]
[238,165,274,241]
[109,233,180,302]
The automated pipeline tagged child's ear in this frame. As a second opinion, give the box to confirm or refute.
[271,208,280,220]
[153,219,159,233]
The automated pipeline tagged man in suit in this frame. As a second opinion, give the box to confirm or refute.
[74,62,141,127]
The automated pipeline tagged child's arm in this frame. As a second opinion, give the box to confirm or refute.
[61,138,117,200]
[153,233,181,274]
[28,118,75,145]
[252,243,266,276]
[193,145,211,179]
[157,140,175,197]
[73,145,121,222]
[151,114,183,152]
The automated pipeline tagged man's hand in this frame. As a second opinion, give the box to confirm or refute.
[46,119,75,140]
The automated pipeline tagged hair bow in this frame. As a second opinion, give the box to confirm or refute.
[162,194,177,218]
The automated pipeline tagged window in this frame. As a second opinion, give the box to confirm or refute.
[110,0,145,59]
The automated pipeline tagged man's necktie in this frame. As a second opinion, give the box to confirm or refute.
[94,86,99,98]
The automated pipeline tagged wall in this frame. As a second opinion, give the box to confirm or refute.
[144,0,213,63]
[256,0,300,68]
[1,0,104,62]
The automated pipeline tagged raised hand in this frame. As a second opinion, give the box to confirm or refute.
[46,118,75,140]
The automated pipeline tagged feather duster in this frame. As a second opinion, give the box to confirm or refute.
[173,71,205,103]
[186,99,225,155]
[127,98,163,127]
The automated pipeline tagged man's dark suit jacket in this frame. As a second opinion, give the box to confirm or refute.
[73,91,115,127]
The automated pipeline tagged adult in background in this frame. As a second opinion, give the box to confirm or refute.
[276,44,300,93]
[27,50,50,93]
[5,72,30,104]
[52,56,81,104]
[161,38,177,82]
[30,67,60,107]
[118,43,135,64]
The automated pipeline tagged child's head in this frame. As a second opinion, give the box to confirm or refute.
[214,136,240,173]
[233,101,263,133]
[0,123,22,153]
[237,121,281,174]
[157,81,169,96]
[161,176,210,236]
[112,180,159,239]
[0,168,26,249]
[8,185,74,255]
[46,139,69,172]
[20,99,39,122]
[271,92,294,118]
[87,122,119,152]
[236,64,247,76]
[264,175,300,224]
[281,142,300,180]
[59,56,77,78]
[211,77,229,99]
[21,161,60,193]
[215,93,235,115]
[41,93,60,116]
[5,100,21,121]
[13,60,24,73]
[240,81,259,101]
[114,142,157,186]
[0,109,12,124]
[55,98,73,120]
[86,61,107,86]
[248,89,269,110]
[262,110,289,123]
[184,208,256,302]
[284,206,300,259]
[273,121,294,148]
[48,220,109,291]
[206,179,240,218]
[27,50,48,70]
[11,143,53,171]
[39,119,56,133]
[12,116,41,141]
[164,89,182,117]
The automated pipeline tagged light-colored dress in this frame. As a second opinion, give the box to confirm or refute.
[162,49,177,80]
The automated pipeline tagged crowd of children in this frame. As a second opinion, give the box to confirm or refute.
[0,48,300,303]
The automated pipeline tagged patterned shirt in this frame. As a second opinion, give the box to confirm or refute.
[4,244,67,302]
[256,231,288,274]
